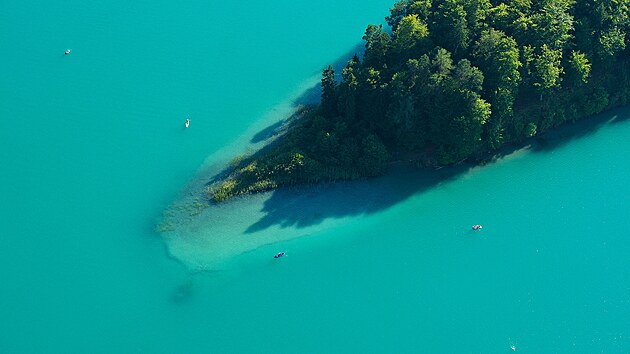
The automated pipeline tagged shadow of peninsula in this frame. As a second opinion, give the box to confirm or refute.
[244,163,467,233]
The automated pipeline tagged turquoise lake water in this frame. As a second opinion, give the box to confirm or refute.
[1,0,629,352]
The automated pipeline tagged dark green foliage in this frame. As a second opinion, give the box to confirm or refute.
[362,24,391,69]
[472,29,521,100]
[566,50,591,86]
[387,0,433,31]
[337,55,360,122]
[531,44,564,96]
[471,28,522,145]
[453,59,484,92]
[574,0,629,62]
[528,0,574,50]
[431,0,471,57]
[584,87,610,116]
[423,51,490,164]
[209,0,630,202]
[391,14,430,62]
[358,135,390,176]
[321,65,338,117]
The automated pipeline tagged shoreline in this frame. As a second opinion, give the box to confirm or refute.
[204,102,630,206]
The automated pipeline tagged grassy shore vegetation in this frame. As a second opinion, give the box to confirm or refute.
[210,0,630,202]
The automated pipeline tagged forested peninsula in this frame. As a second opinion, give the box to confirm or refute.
[210,0,630,202]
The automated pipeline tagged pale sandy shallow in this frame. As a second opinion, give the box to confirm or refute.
[161,191,352,270]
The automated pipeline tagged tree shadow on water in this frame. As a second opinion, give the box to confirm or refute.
[244,164,470,234]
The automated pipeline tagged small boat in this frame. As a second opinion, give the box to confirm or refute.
[64,49,71,55]
[185,118,190,128]
[472,224,483,230]
[511,345,516,351]
[273,252,285,259]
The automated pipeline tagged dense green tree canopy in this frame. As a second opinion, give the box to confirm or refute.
[566,50,591,86]
[209,0,630,202]
[532,44,564,94]
[392,14,430,60]
[362,24,390,69]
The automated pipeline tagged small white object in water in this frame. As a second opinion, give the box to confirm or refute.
[64,49,71,55]
[185,118,190,128]
[511,345,516,351]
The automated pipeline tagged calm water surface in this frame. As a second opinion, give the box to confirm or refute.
[1,0,629,352]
